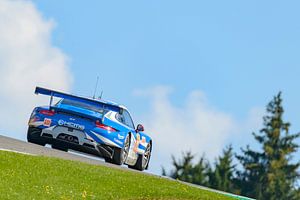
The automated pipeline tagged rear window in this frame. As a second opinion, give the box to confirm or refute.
[59,99,107,114]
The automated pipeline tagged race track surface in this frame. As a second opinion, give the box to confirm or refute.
[0,134,122,170]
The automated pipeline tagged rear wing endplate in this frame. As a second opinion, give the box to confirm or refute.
[35,86,121,113]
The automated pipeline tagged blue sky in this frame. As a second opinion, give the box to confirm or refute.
[1,0,300,174]
[33,0,300,116]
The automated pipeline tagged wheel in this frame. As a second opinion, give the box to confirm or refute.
[27,127,46,146]
[104,157,113,163]
[129,142,151,171]
[109,134,130,165]
[52,144,68,152]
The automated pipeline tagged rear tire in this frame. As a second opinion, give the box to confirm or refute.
[27,127,46,146]
[129,143,151,171]
[108,134,130,165]
[104,157,113,163]
[52,144,68,152]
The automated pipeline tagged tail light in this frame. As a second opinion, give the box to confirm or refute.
[39,109,56,116]
[95,120,117,132]
[28,116,40,125]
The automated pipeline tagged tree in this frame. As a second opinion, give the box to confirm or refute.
[190,156,210,185]
[168,151,209,186]
[208,145,237,194]
[236,92,300,200]
[161,167,167,176]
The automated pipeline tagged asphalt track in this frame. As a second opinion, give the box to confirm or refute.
[0,134,254,200]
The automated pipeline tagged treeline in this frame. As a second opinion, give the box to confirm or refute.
[162,93,300,200]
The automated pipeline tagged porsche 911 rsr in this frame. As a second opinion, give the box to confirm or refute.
[27,87,152,171]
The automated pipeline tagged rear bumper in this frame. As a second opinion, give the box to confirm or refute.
[47,135,101,156]
[28,127,114,158]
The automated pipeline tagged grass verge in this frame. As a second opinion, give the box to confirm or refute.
[0,151,237,200]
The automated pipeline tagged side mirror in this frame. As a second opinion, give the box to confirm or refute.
[136,124,144,132]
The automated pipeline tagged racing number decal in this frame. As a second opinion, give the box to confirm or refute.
[133,133,140,153]
[141,137,146,144]
[43,118,52,127]
[133,134,147,153]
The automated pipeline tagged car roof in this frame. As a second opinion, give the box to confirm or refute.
[64,96,129,112]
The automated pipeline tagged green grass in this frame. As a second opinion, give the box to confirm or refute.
[0,151,236,200]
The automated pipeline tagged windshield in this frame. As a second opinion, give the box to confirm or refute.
[59,99,107,114]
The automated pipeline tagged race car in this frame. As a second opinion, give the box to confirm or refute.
[27,87,152,171]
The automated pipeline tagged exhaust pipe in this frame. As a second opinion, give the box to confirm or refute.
[67,135,74,142]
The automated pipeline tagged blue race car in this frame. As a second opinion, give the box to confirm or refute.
[27,87,152,171]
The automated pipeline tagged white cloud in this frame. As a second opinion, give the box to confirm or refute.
[232,106,265,151]
[134,86,265,174]
[0,0,72,139]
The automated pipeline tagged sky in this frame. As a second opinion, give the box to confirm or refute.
[0,0,300,174]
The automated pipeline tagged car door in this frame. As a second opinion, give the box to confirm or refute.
[115,109,137,144]
[121,110,141,164]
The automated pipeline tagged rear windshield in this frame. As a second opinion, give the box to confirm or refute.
[59,99,107,114]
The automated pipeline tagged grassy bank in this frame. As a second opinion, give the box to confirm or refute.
[0,151,237,200]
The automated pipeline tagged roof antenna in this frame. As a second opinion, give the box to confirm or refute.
[99,90,103,99]
[93,76,99,99]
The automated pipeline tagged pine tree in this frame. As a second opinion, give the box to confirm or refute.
[208,145,237,193]
[191,156,210,185]
[161,166,167,176]
[235,145,265,198]
[296,188,300,198]
[236,92,300,200]
[169,151,209,186]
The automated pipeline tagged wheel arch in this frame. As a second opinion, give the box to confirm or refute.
[149,139,152,151]
[127,131,133,146]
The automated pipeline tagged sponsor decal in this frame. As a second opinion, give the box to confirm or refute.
[117,134,125,140]
[58,119,85,130]
[114,138,123,145]
[43,118,52,127]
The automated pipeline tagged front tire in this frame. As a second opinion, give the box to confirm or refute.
[129,142,152,171]
[27,127,46,146]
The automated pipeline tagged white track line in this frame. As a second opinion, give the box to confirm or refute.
[0,148,36,156]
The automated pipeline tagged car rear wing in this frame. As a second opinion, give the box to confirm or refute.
[35,86,122,113]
